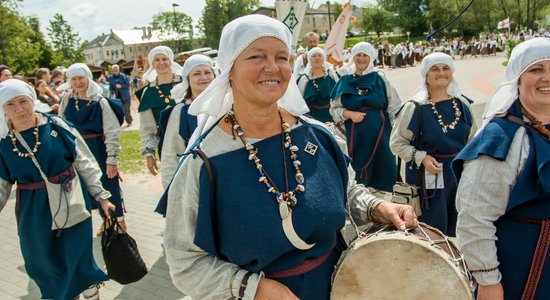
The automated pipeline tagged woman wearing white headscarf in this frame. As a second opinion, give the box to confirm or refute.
[390,52,476,236]
[158,54,214,189]
[162,15,417,300]
[330,42,402,192]
[0,79,115,300]
[453,37,550,299]
[57,63,126,235]
[296,47,339,122]
[135,45,183,175]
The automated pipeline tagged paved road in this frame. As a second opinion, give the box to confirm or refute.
[0,53,507,299]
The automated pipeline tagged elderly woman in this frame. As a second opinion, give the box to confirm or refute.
[454,37,550,299]
[296,47,339,123]
[0,79,115,300]
[135,46,183,175]
[162,15,417,300]
[390,52,476,236]
[57,63,126,235]
[0,65,13,83]
[330,42,402,192]
[159,54,215,189]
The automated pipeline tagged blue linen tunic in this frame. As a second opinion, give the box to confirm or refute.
[406,98,473,236]
[63,98,124,218]
[331,72,397,191]
[0,118,108,300]
[301,75,337,123]
[453,101,550,299]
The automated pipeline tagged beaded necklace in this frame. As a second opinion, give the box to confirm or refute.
[73,93,91,111]
[9,115,41,158]
[310,68,327,94]
[428,96,461,133]
[521,105,550,142]
[155,74,175,104]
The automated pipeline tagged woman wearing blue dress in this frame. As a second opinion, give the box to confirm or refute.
[296,47,339,123]
[0,79,115,300]
[58,63,126,235]
[162,15,418,300]
[454,38,550,300]
[330,42,402,192]
[390,52,477,236]
[159,54,215,189]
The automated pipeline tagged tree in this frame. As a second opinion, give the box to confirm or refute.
[378,0,428,35]
[47,13,83,66]
[151,11,194,52]
[362,5,394,38]
[26,16,55,69]
[227,0,260,21]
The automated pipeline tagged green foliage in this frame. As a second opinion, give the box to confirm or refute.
[362,5,395,37]
[199,0,260,48]
[47,13,83,66]
[378,0,427,36]
[503,38,521,66]
[150,11,194,53]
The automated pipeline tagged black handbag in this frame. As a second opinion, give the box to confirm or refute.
[101,210,147,284]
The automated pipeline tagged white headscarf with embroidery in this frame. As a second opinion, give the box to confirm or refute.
[186,14,309,151]
[142,46,184,84]
[170,54,214,103]
[410,52,462,104]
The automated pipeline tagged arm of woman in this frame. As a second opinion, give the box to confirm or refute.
[328,67,339,83]
[160,104,186,189]
[56,94,70,119]
[380,73,403,125]
[140,109,159,175]
[164,155,263,300]
[389,101,426,167]
[296,75,308,96]
[456,128,529,288]
[99,98,121,178]
[330,96,365,123]
[0,178,12,213]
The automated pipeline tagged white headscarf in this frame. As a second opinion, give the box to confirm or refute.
[480,37,550,131]
[410,52,462,104]
[186,14,309,151]
[57,63,103,98]
[0,79,51,139]
[340,42,377,76]
[170,54,213,103]
[303,47,334,77]
[142,46,184,84]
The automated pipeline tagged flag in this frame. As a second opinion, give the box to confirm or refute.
[275,0,309,54]
[497,17,510,29]
[324,2,354,67]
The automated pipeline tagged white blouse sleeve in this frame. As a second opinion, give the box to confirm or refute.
[99,98,121,165]
[379,72,403,125]
[329,96,346,123]
[139,109,158,157]
[160,104,186,189]
[389,101,427,166]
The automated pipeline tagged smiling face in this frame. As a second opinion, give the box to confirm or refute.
[426,63,453,90]
[3,95,35,124]
[229,36,291,108]
[310,52,324,69]
[70,75,89,95]
[518,60,550,114]
[153,53,171,76]
[354,53,371,73]
[188,65,215,97]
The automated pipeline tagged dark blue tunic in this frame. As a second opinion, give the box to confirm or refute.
[301,75,337,123]
[63,98,124,218]
[406,98,473,236]
[159,101,198,145]
[0,118,108,300]
[192,120,349,299]
[453,101,550,299]
[331,72,396,191]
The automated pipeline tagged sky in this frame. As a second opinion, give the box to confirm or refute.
[18,0,370,42]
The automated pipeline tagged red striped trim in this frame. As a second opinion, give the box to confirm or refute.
[16,166,75,190]
[266,243,335,279]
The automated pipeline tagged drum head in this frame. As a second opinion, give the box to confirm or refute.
[331,231,472,300]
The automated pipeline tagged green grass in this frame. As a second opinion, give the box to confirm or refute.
[118,130,145,173]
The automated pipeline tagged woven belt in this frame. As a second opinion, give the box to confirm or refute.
[266,243,335,279]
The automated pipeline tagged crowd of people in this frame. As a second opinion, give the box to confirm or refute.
[0,14,548,299]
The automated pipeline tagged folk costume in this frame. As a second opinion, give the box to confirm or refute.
[0,79,110,300]
[163,15,382,300]
[454,37,550,299]
[159,54,213,189]
[390,53,477,236]
[297,47,339,123]
[135,46,183,159]
[330,42,402,191]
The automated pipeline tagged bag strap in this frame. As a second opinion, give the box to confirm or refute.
[410,101,424,187]
[13,131,49,182]
[498,113,550,143]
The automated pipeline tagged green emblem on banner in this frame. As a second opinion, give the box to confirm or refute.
[282,7,299,33]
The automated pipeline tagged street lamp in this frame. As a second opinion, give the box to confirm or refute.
[326,1,332,31]
[172,3,179,52]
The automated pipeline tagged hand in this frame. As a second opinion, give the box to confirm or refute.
[115,83,122,89]
[106,163,118,179]
[422,154,442,174]
[372,201,419,231]
[147,156,158,175]
[477,283,504,300]
[254,278,299,300]
[344,110,366,123]
[98,198,116,218]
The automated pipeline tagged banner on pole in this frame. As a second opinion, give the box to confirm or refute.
[275,0,309,54]
[324,2,354,67]
[497,17,510,29]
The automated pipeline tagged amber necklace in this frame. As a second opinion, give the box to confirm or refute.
[9,115,40,158]
[74,93,91,111]
[521,106,550,142]
[155,73,175,104]
[310,68,327,93]
[428,95,461,133]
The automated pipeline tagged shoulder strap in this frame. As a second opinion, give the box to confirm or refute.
[498,113,549,142]
[13,131,48,182]
[296,73,309,85]
[409,101,424,187]
[460,94,474,104]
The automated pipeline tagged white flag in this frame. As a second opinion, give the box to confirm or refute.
[324,2,354,67]
[275,0,309,54]
[497,17,510,29]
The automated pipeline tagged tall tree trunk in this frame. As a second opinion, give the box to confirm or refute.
[498,0,509,17]
[517,0,523,28]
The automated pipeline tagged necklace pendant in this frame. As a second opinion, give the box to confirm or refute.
[164,97,170,103]
[280,204,315,250]
[449,124,455,130]
[442,127,448,133]
[357,89,363,95]
[279,201,290,220]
